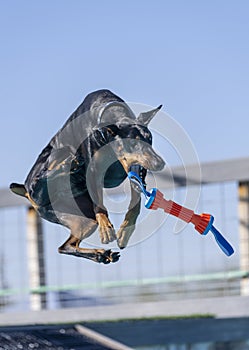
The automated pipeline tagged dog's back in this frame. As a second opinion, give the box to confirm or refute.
[10,89,136,213]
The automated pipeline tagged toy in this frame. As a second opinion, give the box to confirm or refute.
[128,171,234,256]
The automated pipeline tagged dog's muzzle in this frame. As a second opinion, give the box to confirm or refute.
[129,164,147,193]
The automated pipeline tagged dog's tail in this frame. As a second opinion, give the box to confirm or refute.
[10,183,27,197]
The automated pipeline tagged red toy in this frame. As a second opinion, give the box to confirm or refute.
[128,172,234,256]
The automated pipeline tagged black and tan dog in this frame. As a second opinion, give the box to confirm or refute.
[10,90,165,264]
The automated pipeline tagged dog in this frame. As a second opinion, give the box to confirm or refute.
[10,89,165,264]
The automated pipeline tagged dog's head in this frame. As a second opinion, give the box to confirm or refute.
[106,122,164,173]
[95,103,165,190]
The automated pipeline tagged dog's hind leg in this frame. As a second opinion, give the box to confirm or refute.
[57,213,120,264]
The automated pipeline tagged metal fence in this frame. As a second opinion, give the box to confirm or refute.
[1,157,248,314]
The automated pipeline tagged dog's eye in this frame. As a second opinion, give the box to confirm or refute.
[106,127,115,135]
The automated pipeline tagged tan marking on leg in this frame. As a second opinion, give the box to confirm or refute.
[95,213,116,244]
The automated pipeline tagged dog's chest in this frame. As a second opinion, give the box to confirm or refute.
[103,161,127,188]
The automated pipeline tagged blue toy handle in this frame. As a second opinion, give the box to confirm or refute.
[210,225,234,256]
[128,171,151,198]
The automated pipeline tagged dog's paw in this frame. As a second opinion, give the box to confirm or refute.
[96,213,116,244]
[96,249,120,264]
[117,220,135,249]
[99,224,116,244]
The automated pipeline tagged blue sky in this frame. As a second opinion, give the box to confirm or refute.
[0,0,249,188]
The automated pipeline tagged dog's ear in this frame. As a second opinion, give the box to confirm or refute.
[137,105,162,126]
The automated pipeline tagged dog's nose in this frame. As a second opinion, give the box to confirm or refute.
[143,145,165,172]
[154,156,165,171]
[151,156,165,171]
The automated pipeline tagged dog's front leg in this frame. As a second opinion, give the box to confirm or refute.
[89,175,116,244]
[95,209,116,244]
[117,186,141,249]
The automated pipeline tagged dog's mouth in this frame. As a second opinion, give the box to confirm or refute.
[129,164,147,193]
